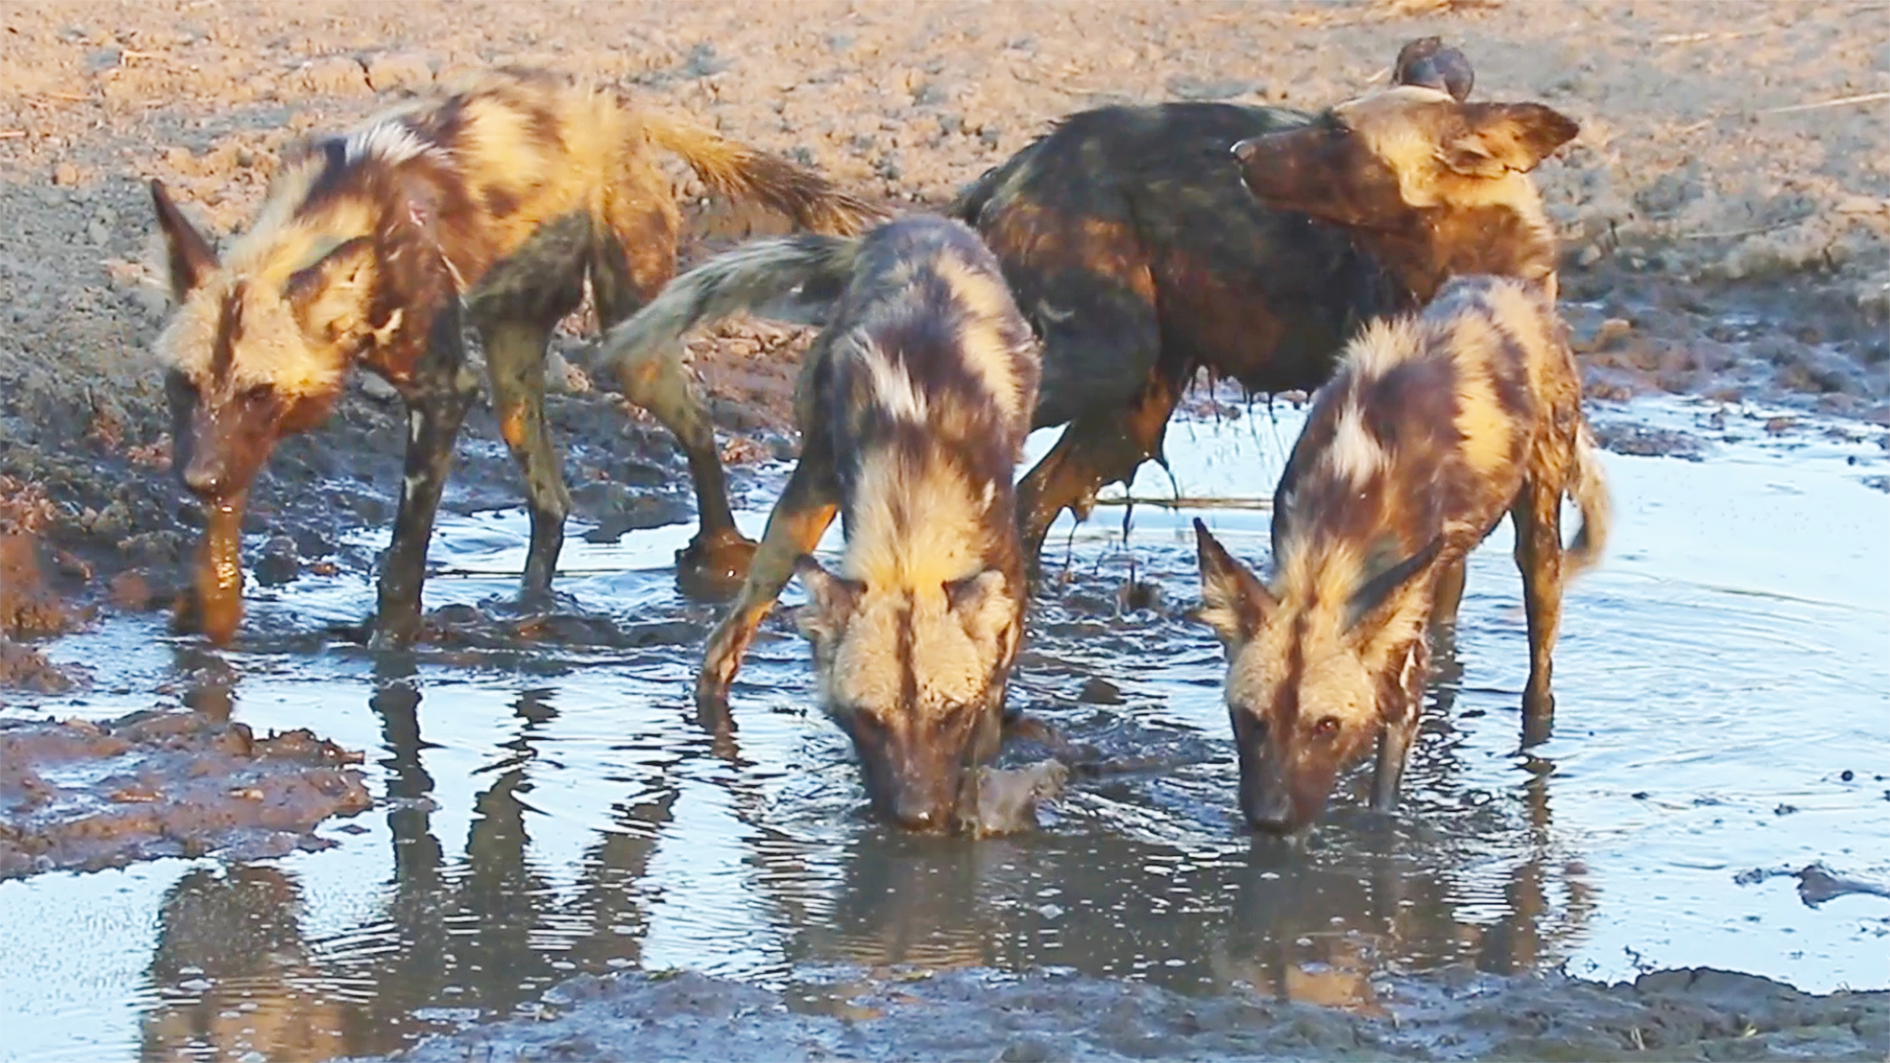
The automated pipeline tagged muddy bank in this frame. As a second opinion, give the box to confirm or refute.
[0,707,372,879]
[385,963,1890,1063]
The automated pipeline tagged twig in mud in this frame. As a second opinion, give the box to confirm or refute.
[0,131,26,140]
[118,50,164,62]
[40,93,91,103]
[1678,219,1804,241]
[1655,29,1767,44]
[1089,495,1273,512]
[1758,90,1890,115]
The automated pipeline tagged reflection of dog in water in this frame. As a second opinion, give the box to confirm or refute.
[140,866,348,1061]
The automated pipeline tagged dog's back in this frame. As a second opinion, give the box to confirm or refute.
[816,217,1042,558]
[950,102,1382,425]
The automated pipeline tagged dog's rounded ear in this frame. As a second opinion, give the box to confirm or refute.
[1392,37,1475,102]
[793,554,864,645]
[1444,103,1582,177]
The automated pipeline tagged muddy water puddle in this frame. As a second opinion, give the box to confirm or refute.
[3,393,1888,1061]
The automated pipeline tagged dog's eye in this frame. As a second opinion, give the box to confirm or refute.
[242,384,274,404]
[1314,716,1341,739]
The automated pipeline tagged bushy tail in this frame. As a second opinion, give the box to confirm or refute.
[639,112,888,236]
[597,234,861,381]
[1563,424,1612,579]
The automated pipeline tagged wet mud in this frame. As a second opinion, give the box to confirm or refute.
[0,707,371,879]
[391,964,1890,1063]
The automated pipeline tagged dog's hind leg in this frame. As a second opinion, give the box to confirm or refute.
[484,316,570,604]
[1016,368,1180,571]
[1512,474,1566,747]
[594,188,758,597]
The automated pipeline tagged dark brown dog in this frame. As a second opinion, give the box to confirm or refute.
[947,38,1480,564]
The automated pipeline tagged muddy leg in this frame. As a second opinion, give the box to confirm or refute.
[1370,636,1430,811]
[615,339,756,594]
[1016,374,1181,571]
[1431,558,1467,629]
[593,200,752,594]
[483,318,569,604]
[696,446,840,709]
[376,327,480,648]
[1512,479,1565,747]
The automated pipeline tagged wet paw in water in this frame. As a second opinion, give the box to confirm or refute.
[674,531,760,601]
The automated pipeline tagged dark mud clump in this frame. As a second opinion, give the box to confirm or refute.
[0,708,372,880]
[1,532,80,640]
[390,963,1890,1063]
[1,532,88,693]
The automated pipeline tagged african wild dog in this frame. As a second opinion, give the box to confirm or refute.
[1194,277,1610,835]
[943,38,1482,569]
[596,215,1040,830]
[1192,86,1605,836]
[1231,80,1583,626]
[150,67,882,647]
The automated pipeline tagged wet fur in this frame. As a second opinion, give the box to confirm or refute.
[631,216,1041,831]
[150,67,881,645]
[946,40,1486,561]
[1199,277,1610,834]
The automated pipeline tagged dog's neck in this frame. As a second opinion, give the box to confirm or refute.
[1362,201,1560,313]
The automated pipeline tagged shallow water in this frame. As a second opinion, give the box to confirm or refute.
[3,393,1888,1062]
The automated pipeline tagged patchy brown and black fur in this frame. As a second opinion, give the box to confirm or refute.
[1196,274,1611,836]
[1194,79,1598,836]
[945,38,1482,566]
[600,215,1040,830]
[1232,78,1583,628]
[150,67,882,647]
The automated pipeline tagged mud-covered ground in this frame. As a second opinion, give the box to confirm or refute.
[389,964,1890,1063]
[2,2,1889,1059]
[0,706,370,879]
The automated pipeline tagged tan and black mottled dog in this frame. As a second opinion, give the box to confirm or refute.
[597,215,1040,830]
[1193,84,1608,835]
[150,67,882,647]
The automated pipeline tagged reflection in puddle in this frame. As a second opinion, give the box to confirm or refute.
[2,394,1887,1061]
